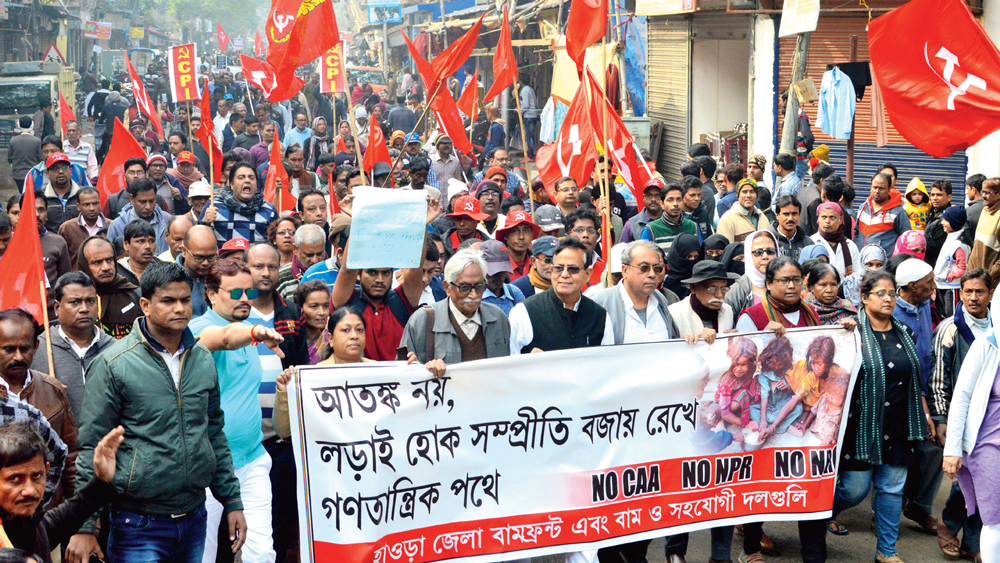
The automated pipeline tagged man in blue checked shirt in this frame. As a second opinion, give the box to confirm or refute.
[203,162,278,248]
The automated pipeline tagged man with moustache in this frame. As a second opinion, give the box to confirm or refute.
[178,225,220,317]
[117,220,161,284]
[77,236,141,339]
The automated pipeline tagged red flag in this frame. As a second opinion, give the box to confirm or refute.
[432,89,473,155]
[483,6,517,101]
[334,136,348,155]
[196,82,223,184]
[58,91,75,137]
[240,54,306,103]
[254,30,265,57]
[94,118,146,206]
[585,69,653,197]
[565,0,608,77]
[263,138,294,212]
[362,116,391,175]
[217,23,230,52]
[266,0,339,83]
[457,69,479,122]
[126,57,165,140]
[329,170,341,215]
[403,15,484,98]
[869,0,1000,157]
[535,84,597,202]
[0,176,46,323]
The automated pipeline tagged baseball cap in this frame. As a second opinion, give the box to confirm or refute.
[334,152,355,167]
[642,178,665,194]
[177,151,196,164]
[129,118,145,129]
[223,94,234,101]
[533,205,564,233]
[45,152,71,168]
[531,236,559,257]
[479,240,514,276]
[446,195,489,221]
[187,180,213,198]
[495,211,541,244]
[404,132,421,144]
[220,238,249,254]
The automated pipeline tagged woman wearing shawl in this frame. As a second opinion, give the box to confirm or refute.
[390,130,406,151]
[735,256,822,334]
[843,245,887,308]
[724,230,779,315]
[798,244,830,263]
[944,288,1000,562]
[803,261,858,326]
[704,234,729,260]
[894,230,927,261]
[829,270,930,559]
[664,233,701,299]
[302,117,330,172]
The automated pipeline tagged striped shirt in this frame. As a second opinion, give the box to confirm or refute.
[249,308,284,440]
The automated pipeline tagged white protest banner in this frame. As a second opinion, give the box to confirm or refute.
[345,186,428,270]
[288,327,861,563]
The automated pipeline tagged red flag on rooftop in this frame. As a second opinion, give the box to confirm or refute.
[457,69,479,122]
[94,118,146,206]
[126,56,165,140]
[483,6,517,101]
[217,23,230,52]
[58,91,75,138]
[535,84,596,202]
[869,0,1000,157]
[404,15,484,98]
[266,0,339,84]
[196,82,223,184]
[565,0,608,77]
[240,54,305,103]
[0,176,46,323]
[585,69,654,198]
[263,137,294,213]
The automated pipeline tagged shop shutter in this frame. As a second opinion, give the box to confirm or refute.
[646,16,690,179]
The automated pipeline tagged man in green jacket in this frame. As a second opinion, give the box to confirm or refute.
[71,261,284,563]
[640,183,701,252]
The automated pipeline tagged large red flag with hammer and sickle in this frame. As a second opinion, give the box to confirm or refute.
[217,23,230,52]
[869,0,1000,157]
[266,0,339,85]
[535,84,597,202]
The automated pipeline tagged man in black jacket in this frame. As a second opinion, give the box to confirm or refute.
[0,421,123,563]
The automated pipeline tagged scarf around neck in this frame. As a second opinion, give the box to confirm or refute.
[168,167,204,189]
[529,267,552,291]
[763,292,821,327]
[690,294,719,331]
[222,190,264,216]
[854,308,929,465]
[818,228,854,274]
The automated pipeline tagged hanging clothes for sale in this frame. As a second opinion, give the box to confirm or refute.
[815,66,856,140]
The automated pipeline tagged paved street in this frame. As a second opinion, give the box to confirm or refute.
[535,477,956,563]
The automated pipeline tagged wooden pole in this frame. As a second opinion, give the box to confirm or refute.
[779,33,810,154]
[39,281,55,379]
[846,34,858,185]
[381,79,447,188]
[599,14,612,254]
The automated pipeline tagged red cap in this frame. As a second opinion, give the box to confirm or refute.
[45,152,71,169]
[446,195,489,221]
[642,177,665,192]
[496,210,541,244]
[177,151,196,164]
[220,238,249,254]
[485,166,506,181]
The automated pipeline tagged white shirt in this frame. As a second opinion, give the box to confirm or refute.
[157,347,184,389]
[508,296,615,354]
[78,214,106,237]
[214,112,230,142]
[0,371,33,402]
[617,284,672,343]
[58,326,100,363]
[448,298,482,340]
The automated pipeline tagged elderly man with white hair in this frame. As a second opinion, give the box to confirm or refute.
[277,223,327,300]
[400,248,511,365]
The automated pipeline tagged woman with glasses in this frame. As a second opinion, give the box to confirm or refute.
[829,270,930,561]
[734,256,821,334]
[724,230,780,315]
[266,216,301,266]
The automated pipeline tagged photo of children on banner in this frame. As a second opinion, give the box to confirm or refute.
[693,331,856,455]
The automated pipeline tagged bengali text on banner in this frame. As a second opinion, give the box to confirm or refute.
[288,327,861,563]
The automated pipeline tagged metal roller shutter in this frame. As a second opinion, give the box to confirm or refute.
[646,16,690,179]
[825,142,968,208]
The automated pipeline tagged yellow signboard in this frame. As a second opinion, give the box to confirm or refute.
[130,27,145,39]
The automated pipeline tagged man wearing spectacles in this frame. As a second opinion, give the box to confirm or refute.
[509,238,613,354]
[401,248,511,366]
[670,259,739,343]
[475,181,506,237]
[190,258,286,563]
[553,177,580,217]
[591,240,677,345]
[177,225,220,317]
[564,207,606,289]
[512,236,558,298]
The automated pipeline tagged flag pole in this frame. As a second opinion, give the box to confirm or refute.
[39,281,55,379]
[598,7,612,256]
[513,85,536,220]
[380,78,447,188]
[186,101,194,153]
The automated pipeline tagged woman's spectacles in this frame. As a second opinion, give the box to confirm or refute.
[866,290,898,301]
[275,229,295,236]
[773,276,803,286]
[751,248,777,257]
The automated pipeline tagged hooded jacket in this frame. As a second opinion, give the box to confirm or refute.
[858,189,911,255]
[902,177,932,231]
[31,327,116,418]
[77,246,142,339]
